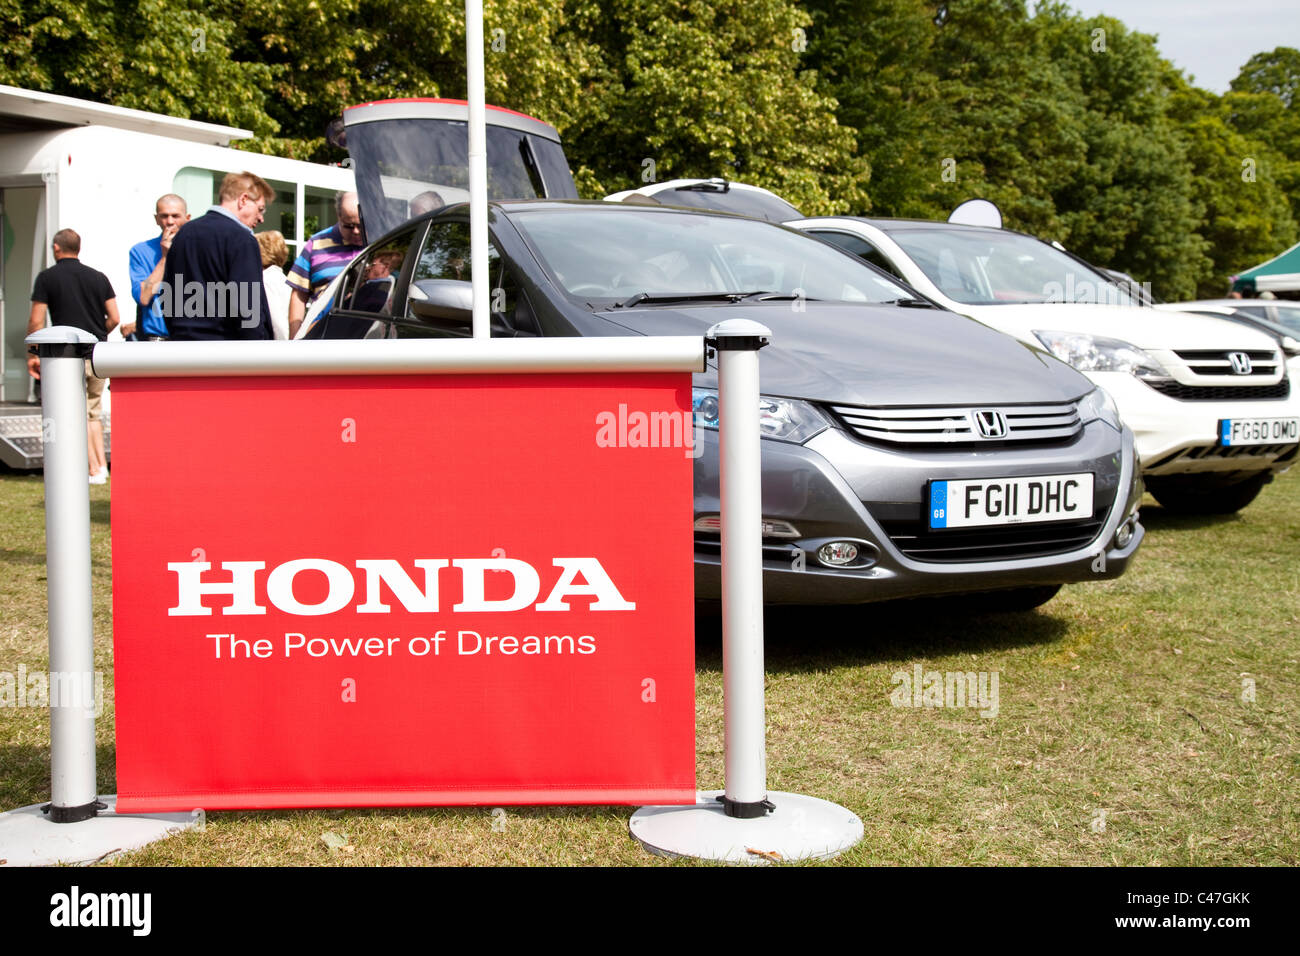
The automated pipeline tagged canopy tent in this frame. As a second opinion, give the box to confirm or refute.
[1232,240,1300,294]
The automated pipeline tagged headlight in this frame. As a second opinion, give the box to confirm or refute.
[1076,387,1122,430]
[1034,330,1168,379]
[691,388,830,444]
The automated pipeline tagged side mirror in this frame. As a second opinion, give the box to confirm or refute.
[408,278,473,323]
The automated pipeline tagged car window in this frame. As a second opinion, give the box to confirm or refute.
[1237,304,1300,334]
[339,229,416,316]
[511,208,915,306]
[885,227,1141,306]
[810,230,906,279]
[401,220,535,337]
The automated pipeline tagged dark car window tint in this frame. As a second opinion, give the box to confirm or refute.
[812,230,905,279]
[493,255,539,335]
[343,229,415,316]
[512,208,913,306]
[413,221,472,285]
[405,221,532,337]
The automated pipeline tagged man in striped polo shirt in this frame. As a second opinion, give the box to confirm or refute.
[286,191,366,337]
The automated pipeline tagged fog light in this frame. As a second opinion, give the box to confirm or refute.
[816,541,860,567]
[1114,520,1133,549]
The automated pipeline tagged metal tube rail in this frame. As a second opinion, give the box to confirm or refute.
[91,337,706,378]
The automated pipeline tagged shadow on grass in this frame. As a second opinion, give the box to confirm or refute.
[0,548,47,567]
[1139,503,1246,533]
[695,598,1069,674]
[0,742,119,810]
[208,804,632,825]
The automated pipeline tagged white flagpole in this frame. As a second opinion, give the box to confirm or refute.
[466,0,489,340]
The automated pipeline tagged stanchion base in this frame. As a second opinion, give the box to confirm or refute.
[630,790,863,864]
[0,795,200,866]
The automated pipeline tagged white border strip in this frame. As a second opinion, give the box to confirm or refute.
[91,337,705,378]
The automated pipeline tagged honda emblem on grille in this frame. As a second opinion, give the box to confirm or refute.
[1228,352,1253,375]
[972,409,1008,439]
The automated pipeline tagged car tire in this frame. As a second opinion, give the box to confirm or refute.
[1145,472,1269,515]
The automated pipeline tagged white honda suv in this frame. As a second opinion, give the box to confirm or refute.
[791,217,1300,514]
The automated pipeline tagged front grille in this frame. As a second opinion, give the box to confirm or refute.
[830,402,1081,445]
[1184,442,1296,460]
[879,515,1106,563]
[1146,441,1299,470]
[1173,349,1278,376]
[1145,379,1290,401]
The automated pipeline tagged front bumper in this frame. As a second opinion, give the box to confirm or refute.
[693,419,1143,605]
[1091,371,1300,477]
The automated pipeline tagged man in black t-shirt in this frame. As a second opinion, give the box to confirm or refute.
[28,228,120,482]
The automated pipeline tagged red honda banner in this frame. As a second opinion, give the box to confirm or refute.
[110,373,696,811]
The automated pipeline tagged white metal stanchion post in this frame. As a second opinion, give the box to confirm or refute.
[716,320,772,819]
[33,327,100,823]
[0,330,197,866]
[629,320,864,862]
[466,0,489,340]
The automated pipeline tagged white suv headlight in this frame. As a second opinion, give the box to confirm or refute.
[1034,330,1168,379]
[692,388,830,444]
[1076,387,1122,430]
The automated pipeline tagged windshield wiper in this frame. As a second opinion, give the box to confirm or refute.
[883,297,937,308]
[616,291,778,309]
[736,291,821,302]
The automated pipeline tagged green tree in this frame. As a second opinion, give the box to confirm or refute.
[1034,5,1208,299]
[1227,48,1300,227]
[801,0,947,217]
[554,0,868,212]
[1231,46,1300,107]
[230,0,865,211]
[0,0,280,136]
[1167,81,1297,297]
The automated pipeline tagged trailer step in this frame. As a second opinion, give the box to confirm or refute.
[0,404,111,470]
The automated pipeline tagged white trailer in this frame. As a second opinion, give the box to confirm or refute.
[0,85,355,467]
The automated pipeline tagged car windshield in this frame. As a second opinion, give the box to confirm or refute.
[886,227,1140,307]
[511,207,915,306]
[1235,303,1300,334]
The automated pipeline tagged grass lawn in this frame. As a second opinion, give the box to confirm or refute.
[0,466,1296,866]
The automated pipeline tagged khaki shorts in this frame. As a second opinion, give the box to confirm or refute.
[85,360,105,422]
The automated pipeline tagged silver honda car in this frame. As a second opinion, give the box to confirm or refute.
[304,201,1145,610]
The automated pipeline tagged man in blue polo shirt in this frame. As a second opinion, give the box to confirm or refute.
[126,194,190,340]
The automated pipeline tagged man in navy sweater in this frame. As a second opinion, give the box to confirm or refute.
[159,171,274,340]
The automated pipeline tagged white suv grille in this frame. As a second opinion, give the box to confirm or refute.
[1172,349,1280,379]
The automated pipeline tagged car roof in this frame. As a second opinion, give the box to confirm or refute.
[1172,298,1300,309]
[359,197,780,249]
[841,216,1010,235]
